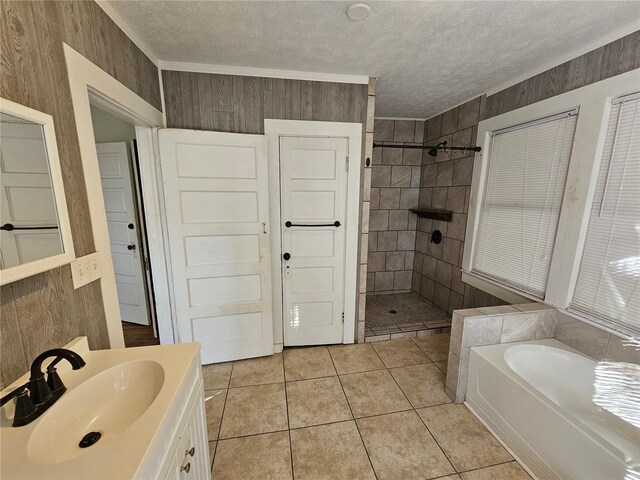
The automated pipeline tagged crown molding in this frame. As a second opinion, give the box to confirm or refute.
[158,60,370,84]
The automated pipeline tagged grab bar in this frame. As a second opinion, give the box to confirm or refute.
[0,223,58,231]
[285,221,341,228]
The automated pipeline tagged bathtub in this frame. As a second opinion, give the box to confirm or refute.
[466,339,640,480]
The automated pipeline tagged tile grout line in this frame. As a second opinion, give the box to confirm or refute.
[456,459,523,476]
[381,346,457,476]
[327,345,380,480]
[415,403,465,474]
[210,361,234,474]
[281,350,295,480]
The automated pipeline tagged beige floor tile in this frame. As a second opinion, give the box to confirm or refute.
[460,461,532,479]
[328,343,385,374]
[357,411,455,480]
[435,360,448,374]
[411,333,451,362]
[219,383,288,438]
[340,369,411,418]
[287,376,352,429]
[417,404,512,472]
[202,362,232,390]
[230,353,284,387]
[284,346,337,381]
[290,421,375,480]
[204,389,227,440]
[208,441,216,468]
[371,338,430,368]
[433,476,461,480]
[389,363,451,408]
[212,431,293,480]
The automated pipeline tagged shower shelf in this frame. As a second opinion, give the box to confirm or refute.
[409,208,453,222]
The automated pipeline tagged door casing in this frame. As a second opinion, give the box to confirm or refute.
[265,119,362,351]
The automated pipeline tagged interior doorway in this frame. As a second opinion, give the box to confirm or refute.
[90,105,158,347]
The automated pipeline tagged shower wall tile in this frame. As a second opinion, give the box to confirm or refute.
[367,119,425,294]
[403,149,422,165]
[393,120,416,142]
[414,121,425,143]
[412,95,506,313]
[373,119,394,141]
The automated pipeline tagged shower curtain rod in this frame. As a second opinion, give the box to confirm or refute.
[372,141,481,153]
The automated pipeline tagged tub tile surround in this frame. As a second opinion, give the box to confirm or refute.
[202,336,533,479]
[446,304,640,403]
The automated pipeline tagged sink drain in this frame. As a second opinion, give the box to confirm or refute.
[79,431,102,448]
[389,309,397,314]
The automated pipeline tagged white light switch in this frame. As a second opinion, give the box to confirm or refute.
[71,252,102,289]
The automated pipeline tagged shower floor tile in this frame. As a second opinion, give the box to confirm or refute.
[365,292,451,340]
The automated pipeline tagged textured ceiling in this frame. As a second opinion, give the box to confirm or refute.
[109,1,640,118]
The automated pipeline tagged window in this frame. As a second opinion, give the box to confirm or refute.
[571,93,640,332]
[470,111,577,298]
[463,69,640,335]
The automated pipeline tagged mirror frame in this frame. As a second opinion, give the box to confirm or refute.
[0,98,75,285]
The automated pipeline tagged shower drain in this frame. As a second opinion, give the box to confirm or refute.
[79,431,102,448]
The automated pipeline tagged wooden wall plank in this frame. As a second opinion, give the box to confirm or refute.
[0,287,27,388]
[485,30,639,118]
[163,71,368,133]
[1,0,161,388]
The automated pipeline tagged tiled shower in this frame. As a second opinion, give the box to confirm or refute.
[365,114,504,340]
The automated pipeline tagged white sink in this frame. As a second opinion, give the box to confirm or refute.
[27,360,164,464]
[1,338,200,479]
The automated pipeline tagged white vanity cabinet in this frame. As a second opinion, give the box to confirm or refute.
[164,387,210,479]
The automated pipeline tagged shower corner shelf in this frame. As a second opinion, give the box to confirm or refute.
[409,208,453,222]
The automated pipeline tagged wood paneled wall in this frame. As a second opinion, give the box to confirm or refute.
[483,30,640,119]
[0,1,161,388]
[162,70,368,133]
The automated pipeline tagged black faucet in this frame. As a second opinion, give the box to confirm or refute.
[0,348,86,427]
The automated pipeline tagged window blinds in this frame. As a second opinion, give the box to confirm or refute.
[471,111,577,298]
[571,93,640,331]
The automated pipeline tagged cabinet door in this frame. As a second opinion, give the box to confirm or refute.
[164,444,183,480]
[178,388,210,479]
[164,388,211,480]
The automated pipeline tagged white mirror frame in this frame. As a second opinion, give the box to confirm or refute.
[0,98,75,285]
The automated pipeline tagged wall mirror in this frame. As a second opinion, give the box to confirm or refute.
[0,98,75,285]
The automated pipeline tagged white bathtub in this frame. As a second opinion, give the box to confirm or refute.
[466,339,640,480]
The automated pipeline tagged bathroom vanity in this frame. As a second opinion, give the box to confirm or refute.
[0,338,210,480]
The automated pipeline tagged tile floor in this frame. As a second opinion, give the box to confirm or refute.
[202,333,532,480]
[365,293,451,340]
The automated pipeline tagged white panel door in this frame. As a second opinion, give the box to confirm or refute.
[280,136,348,346]
[97,142,150,326]
[0,122,63,268]
[158,129,273,364]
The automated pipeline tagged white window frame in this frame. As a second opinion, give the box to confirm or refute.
[462,68,640,335]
